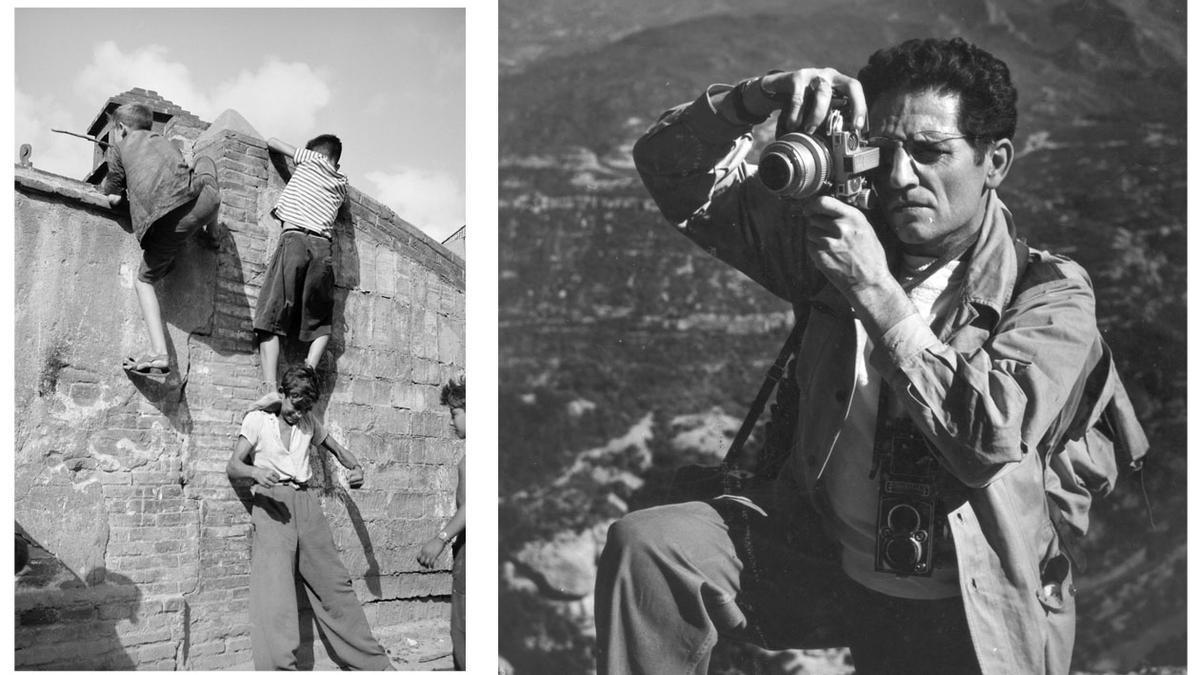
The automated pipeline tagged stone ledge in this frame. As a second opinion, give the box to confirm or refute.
[15,165,113,210]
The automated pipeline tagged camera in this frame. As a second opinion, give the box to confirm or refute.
[873,421,940,577]
[758,108,879,208]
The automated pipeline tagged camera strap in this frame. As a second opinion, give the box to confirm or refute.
[721,310,807,472]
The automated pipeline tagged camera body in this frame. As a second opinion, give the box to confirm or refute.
[758,109,879,208]
[873,422,940,577]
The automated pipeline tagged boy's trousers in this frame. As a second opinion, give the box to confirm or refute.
[451,539,465,669]
[593,500,981,675]
[250,484,391,670]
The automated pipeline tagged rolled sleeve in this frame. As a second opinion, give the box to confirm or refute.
[871,274,1098,487]
[239,411,265,446]
[874,313,941,367]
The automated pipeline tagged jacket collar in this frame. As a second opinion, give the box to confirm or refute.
[957,190,1021,328]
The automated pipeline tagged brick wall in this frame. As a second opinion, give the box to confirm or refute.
[14,99,464,669]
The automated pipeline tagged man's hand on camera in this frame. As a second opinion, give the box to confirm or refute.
[805,196,915,340]
[750,68,867,136]
[804,196,888,291]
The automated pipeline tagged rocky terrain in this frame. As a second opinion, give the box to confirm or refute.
[498,0,1186,672]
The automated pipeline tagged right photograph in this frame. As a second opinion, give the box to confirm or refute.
[498,2,1186,674]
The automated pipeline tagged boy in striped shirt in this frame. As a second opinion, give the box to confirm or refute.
[254,134,348,393]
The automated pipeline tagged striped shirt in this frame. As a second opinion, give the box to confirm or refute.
[272,147,348,238]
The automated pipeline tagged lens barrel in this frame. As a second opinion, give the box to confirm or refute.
[759,133,830,200]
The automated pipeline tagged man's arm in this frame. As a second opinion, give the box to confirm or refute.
[226,436,280,488]
[267,137,297,157]
[417,458,464,567]
[99,144,127,202]
[321,435,364,488]
[873,265,1100,487]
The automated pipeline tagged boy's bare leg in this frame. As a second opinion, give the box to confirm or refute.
[134,279,169,357]
[258,334,281,391]
[305,334,330,370]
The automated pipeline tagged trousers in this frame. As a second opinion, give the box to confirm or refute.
[250,485,391,670]
[451,539,465,670]
[594,500,981,675]
[138,166,220,283]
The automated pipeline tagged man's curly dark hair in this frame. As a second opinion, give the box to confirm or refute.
[441,374,465,410]
[858,37,1018,157]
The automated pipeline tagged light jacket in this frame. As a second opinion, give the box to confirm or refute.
[632,84,1105,675]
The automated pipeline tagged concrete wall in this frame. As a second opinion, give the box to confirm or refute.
[14,114,465,669]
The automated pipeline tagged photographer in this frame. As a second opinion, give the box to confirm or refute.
[595,38,1132,675]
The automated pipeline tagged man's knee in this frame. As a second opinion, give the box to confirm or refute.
[603,505,682,563]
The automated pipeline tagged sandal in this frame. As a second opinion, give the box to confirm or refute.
[123,353,171,377]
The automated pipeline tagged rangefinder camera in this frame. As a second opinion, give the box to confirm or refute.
[758,108,879,208]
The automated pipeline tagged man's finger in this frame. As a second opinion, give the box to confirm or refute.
[803,77,834,134]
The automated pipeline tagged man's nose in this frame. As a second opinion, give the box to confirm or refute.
[885,147,919,190]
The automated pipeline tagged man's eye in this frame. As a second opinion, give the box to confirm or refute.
[910,144,947,163]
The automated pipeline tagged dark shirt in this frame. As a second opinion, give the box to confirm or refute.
[101,129,199,241]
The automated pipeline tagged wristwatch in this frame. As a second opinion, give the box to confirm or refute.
[437,530,450,543]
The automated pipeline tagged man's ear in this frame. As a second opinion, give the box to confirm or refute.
[984,137,1014,189]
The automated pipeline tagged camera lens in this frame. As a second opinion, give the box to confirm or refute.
[758,133,829,200]
[759,154,794,193]
[887,503,922,533]
[885,535,923,571]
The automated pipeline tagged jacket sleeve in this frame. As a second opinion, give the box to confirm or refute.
[871,259,1099,487]
[100,144,126,196]
[632,84,819,303]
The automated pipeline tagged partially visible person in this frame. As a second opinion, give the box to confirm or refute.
[253,134,348,396]
[226,365,393,670]
[417,374,466,670]
[100,102,221,377]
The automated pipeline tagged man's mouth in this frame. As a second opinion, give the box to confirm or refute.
[890,200,929,212]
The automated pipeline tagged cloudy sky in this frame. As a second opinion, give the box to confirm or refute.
[15,7,466,243]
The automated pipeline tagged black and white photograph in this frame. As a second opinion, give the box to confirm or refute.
[498,1,1186,673]
[14,7,468,671]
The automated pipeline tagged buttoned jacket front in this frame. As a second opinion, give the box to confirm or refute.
[633,85,1103,675]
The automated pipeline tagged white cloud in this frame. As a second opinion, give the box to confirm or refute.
[15,88,95,178]
[75,42,209,116]
[364,168,465,243]
[209,59,331,142]
[72,42,329,142]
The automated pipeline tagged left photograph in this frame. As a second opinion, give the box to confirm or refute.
[15,8,467,671]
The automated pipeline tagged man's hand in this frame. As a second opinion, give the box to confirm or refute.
[804,196,890,293]
[106,193,124,207]
[805,196,915,339]
[346,466,364,489]
[252,468,281,488]
[756,68,868,137]
[417,539,445,568]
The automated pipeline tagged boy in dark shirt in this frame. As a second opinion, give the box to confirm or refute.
[100,102,221,377]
